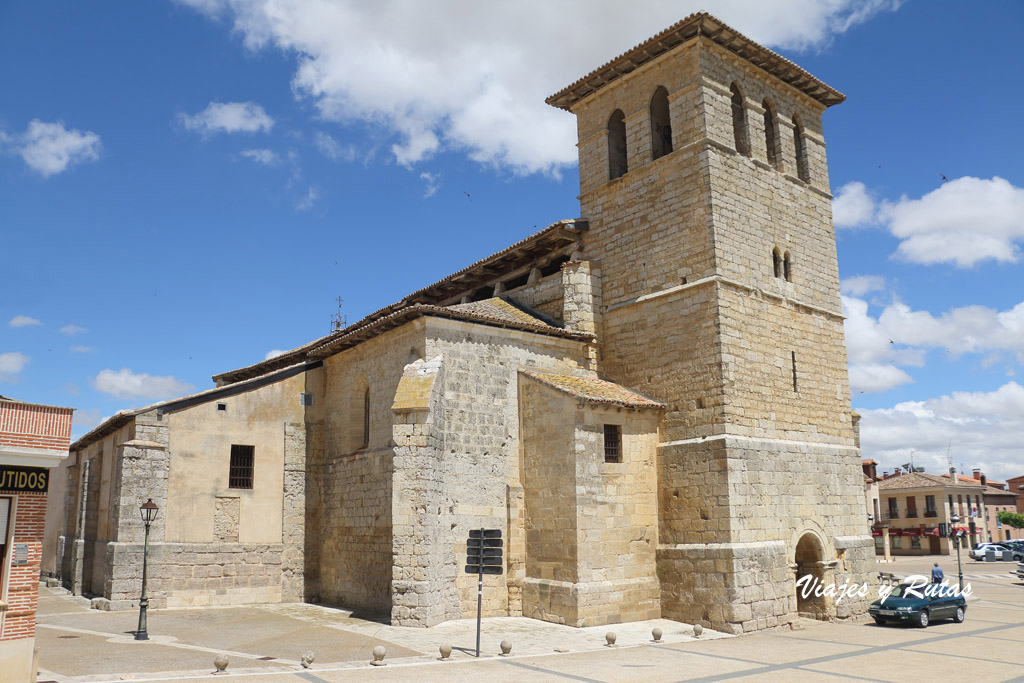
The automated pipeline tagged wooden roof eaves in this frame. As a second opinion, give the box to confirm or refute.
[546,11,844,111]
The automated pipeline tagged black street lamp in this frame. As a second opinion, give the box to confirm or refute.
[950,513,964,591]
[135,498,159,641]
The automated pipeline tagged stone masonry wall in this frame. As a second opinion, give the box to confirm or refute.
[307,324,421,614]
[519,380,579,623]
[425,317,592,620]
[569,35,870,632]
[505,271,564,324]
[390,357,460,626]
[520,374,661,627]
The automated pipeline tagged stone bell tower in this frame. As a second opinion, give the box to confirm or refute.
[547,12,873,633]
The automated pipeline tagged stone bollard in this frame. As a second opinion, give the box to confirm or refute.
[651,627,663,643]
[439,643,452,660]
[213,655,229,675]
[371,645,387,666]
[301,651,315,669]
[693,624,703,638]
[499,639,512,656]
[605,632,617,647]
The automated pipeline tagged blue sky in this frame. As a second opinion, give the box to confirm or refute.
[2,1,1022,480]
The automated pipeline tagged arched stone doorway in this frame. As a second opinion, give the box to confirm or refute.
[794,533,830,620]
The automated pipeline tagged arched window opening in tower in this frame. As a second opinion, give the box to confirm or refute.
[607,109,628,180]
[730,83,749,157]
[762,99,778,169]
[792,115,809,182]
[772,248,783,278]
[650,87,672,160]
[783,251,792,282]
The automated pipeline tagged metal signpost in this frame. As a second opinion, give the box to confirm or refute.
[465,528,503,658]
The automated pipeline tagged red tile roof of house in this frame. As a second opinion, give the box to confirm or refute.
[522,370,665,410]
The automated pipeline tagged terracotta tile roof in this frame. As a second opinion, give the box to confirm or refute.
[310,303,590,359]
[941,473,1006,488]
[213,219,586,385]
[522,370,665,410]
[879,472,985,491]
[547,12,844,111]
[447,298,555,328]
[862,459,877,466]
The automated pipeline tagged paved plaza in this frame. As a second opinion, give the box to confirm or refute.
[36,556,1024,682]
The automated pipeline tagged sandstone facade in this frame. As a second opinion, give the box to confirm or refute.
[45,12,872,634]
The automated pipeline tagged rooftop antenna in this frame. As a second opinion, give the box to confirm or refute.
[331,296,347,332]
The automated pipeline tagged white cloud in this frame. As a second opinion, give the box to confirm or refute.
[70,345,95,354]
[72,408,103,431]
[878,300,1024,362]
[0,352,29,381]
[840,275,885,297]
[265,349,286,360]
[879,176,1024,267]
[59,324,87,335]
[179,101,274,135]
[9,315,42,328]
[420,171,441,198]
[6,120,102,177]
[843,294,1024,394]
[848,364,913,395]
[296,187,318,211]
[240,148,277,164]
[832,181,876,228]
[93,368,195,399]
[314,131,355,162]
[859,382,1024,479]
[178,0,901,174]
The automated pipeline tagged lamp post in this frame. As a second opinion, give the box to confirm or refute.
[135,498,159,641]
[950,512,964,591]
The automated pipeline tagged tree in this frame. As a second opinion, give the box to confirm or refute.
[997,510,1024,530]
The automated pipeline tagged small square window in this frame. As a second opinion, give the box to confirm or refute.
[603,424,621,463]
[217,403,227,412]
[229,445,254,489]
[300,392,313,407]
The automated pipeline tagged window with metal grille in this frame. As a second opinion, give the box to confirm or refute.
[229,445,254,489]
[604,424,621,463]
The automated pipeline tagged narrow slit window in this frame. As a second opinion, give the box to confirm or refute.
[772,248,782,278]
[603,424,622,463]
[762,99,778,168]
[791,351,798,392]
[650,86,672,160]
[229,445,255,489]
[730,83,749,157]
[783,251,792,282]
[607,109,627,180]
[362,388,370,447]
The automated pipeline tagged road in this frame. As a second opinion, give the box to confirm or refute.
[36,555,1024,682]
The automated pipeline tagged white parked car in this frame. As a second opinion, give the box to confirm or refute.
[971,543,1024,561]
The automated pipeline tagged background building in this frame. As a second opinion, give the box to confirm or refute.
[45,12,872,635]
[0,396,72,683]
[877,470,986,555]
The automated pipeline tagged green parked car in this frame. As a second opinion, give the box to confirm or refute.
[868,583,967,628]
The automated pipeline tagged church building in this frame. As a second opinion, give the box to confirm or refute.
[44,12,873,635]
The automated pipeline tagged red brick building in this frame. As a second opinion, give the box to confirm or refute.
[0,396,73,683]
[1007,474,1024,514]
